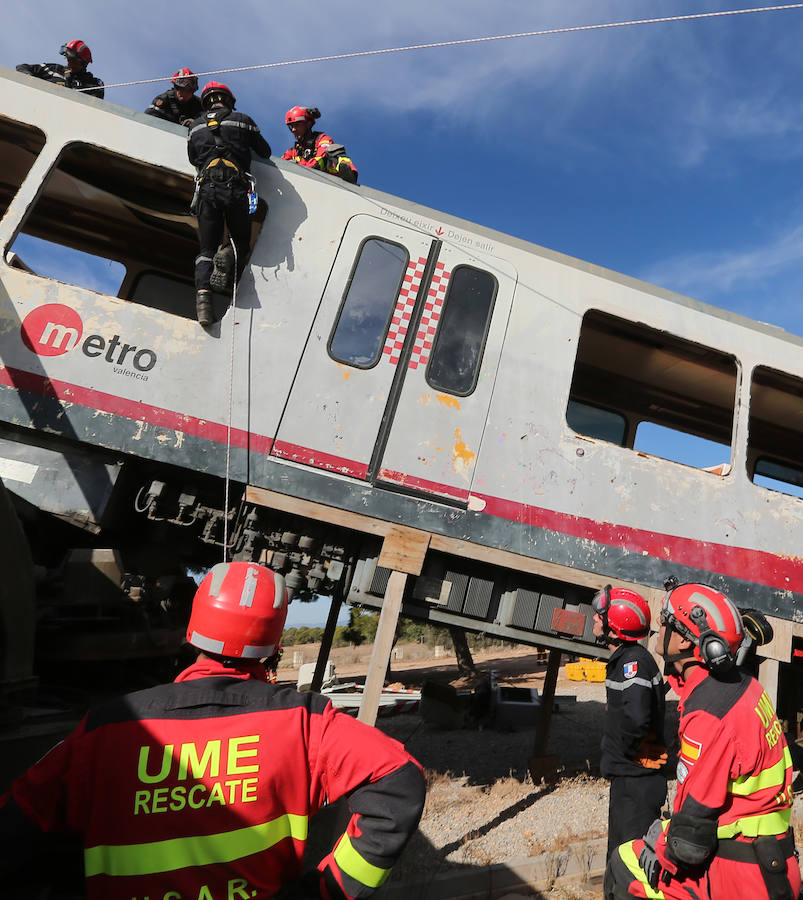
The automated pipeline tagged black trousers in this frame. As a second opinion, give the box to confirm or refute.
[606,771,667,860]
[194,179,251,291]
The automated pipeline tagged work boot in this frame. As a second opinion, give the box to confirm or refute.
[210,244,234,293]
[195,290,214,327]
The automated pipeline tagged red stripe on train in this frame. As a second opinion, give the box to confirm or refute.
[0,366,273,454]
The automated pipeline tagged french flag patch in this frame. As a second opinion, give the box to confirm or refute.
[623,661,638,679]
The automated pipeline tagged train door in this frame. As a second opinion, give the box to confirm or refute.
[271,214,516,504]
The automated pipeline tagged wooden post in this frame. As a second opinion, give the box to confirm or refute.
[311,588,343,693]
[358,570,407,725]
[528,648,562,781]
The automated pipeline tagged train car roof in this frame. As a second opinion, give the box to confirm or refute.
[3,63,802,353]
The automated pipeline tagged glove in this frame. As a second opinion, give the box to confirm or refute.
[635,737,668,769]
[337,160,358,183]
[274,870,323,899]
[638,818,665,889]
[180,117,194,128]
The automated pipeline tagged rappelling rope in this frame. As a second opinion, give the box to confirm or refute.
[86,4,803,92]
[222,237,239,562]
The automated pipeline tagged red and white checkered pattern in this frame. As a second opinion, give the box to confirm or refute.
[382,256,428,366]
[409,262,450,370]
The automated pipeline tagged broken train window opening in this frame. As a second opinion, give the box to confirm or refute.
[0,116,46,235]
[567,309,738,471]
[328,236,410,368]
[749,366,803,500]
[4,142,262,320]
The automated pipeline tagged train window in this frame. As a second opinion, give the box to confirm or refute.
[329,237,409,368]
[566,400,627,445]
[4,143,264,320]
[0,117,46,226]
[426,266,498,396]
[748,366,803,499]
[568,310,738,470]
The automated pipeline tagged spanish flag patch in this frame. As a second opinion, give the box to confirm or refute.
[680,735,702,764]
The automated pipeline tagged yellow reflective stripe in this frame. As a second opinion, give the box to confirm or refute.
[333,834,391,889]
[84,814,308,877]
[617,841,666,900]
[728,747,792,796]
[717,809,791,839]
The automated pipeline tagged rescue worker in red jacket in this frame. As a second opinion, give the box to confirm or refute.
[0,562,426,899]
[145,67,203,127]
[605,582,801,900]
[16,39,104,99]
[282,106,358,183]
[188,81,271,326]
[592,586,667,860]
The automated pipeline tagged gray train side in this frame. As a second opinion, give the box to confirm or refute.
[0,67,801,723]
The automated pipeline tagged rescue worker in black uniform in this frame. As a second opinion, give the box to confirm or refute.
[592,585,668,860]
[16,39,104,99]
[145,67,202,127]
[187,81,270,327]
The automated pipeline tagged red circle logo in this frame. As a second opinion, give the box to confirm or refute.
[21,304,84,356]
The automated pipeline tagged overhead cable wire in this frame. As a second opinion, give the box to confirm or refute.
[91,4,803,92]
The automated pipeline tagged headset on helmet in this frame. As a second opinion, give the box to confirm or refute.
[660,580,744,673]
[186,562,288,659]
[285,105,320,127]
[172,67,198,92]
[60,40,92,66]
[201,81,236,110]
[592,585,651,641]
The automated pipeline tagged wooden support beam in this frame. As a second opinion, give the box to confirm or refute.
[358,570,407,726]
[377,526,430,576]
[528,649,562,782]
[311,590,343,693]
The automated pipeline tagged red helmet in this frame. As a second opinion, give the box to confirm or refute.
[285,105,320,127]
[660,582,744,671]
[592,585,651,641]
[201,81,236,110]
[60,39,92,65]
[186,562,288,659]
[172,67,198,92]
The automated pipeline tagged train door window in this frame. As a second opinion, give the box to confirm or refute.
[748,366,803,499]
[4,142,266,320]
[328,237,409,368]
[426,265,498,395]
[0,116,46,227]
[567,309,738,470]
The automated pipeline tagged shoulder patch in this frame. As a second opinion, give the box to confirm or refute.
[623,661,638,679]
[679,735,702,765]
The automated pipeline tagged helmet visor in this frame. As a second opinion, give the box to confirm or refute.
[591,585,610,616]
[60,43,78,59]
[173,78,194,89]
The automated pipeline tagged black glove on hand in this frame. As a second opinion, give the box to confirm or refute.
[638,818,664,889]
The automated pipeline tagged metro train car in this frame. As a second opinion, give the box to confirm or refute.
[0,66,801,722]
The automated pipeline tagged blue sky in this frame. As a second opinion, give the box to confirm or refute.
[5,1,803,624]
[5,0,803,340]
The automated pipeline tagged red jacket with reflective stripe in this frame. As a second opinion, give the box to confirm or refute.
[657,664,793,870]
[0,658,425,899]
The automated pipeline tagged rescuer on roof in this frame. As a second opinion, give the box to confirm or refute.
[187,81,270,327]
[0,561,426,899]
[605,581,801,900]
[16,40,104,99]
[282,106,358,183]
[592,585,667,862]
[145,67,202,127]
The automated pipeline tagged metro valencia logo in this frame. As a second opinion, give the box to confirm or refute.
[20,303,158,373]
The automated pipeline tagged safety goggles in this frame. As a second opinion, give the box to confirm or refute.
[60,44,79,59]
[173,78,194,89]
